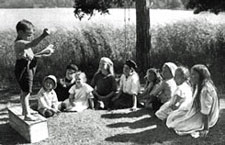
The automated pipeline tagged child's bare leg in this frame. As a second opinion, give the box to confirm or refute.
[22,92,37,121]
[131,95,137,111]
[24,92,31,115]
[20,91,26,115]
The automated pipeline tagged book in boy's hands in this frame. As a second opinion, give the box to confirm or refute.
[35,44,54,57]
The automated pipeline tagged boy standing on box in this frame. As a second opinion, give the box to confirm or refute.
[14,19,52,121]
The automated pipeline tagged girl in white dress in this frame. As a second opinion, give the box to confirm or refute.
[155,66,192,120]
[166,64,219,138]
[62,72,94,112]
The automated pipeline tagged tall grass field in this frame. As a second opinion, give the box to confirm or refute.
[0,8,225,92]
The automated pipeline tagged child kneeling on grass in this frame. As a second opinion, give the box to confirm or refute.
[37,75,60,118]
[155,66,192,120]
[61,72,94,112]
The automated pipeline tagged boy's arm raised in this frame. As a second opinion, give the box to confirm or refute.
[25,28,50,49]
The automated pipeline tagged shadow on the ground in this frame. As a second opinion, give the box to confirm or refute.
[107,117,152,129]
[105,112,179,144]
[0,123,27,145]
[101,108,150,119]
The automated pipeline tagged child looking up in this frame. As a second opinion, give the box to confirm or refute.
[37,75,60,118]
[14,19,51,121]
[61,72,94,112]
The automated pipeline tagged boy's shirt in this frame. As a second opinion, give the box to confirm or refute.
[119,72,140,95]
[37,88,58,110]
[68,83,93,111]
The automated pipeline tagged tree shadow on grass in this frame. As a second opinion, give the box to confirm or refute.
[105,113,179,144]
[101,108,151,119]
[107,117,152,129]
[0,123,27,145]
[105,109,225,145]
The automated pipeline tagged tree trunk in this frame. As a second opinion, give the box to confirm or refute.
[136,0,151,76]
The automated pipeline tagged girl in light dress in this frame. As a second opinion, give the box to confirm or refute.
[166,64,220,138]
[61,72,94,112]
[37,75,60,118]
[155,66,192,120]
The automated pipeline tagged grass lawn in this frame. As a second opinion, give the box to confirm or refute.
[0,89,225,145]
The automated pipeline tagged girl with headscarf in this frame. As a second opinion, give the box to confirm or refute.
[155,66,192,120]
[166,64,219,138]
[91,57,117,110]
[150,62,178,112]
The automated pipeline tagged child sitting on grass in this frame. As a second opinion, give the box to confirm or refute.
[112,60,141,111]
[91,57,117,110]
[61,72,94,112]
[155,66,192,120]
[138,68,162,108]
[55,63,79,101]
[37,75,60,118]
[150,62,177,112]
[14,19,52,121]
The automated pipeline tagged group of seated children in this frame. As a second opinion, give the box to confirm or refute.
[14,19,219,138]
[36,58,141,117]
[139,63,219,138]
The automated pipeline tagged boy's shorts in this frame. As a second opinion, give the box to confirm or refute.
[14,59,37,93]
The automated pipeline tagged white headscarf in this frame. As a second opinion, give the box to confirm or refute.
[163,62,177,77]
[98,57,114,76]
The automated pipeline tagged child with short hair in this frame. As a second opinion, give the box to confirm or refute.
[155,66,192,120]
[61,72,94,112]
[37,75,60,118]
[55,63,79,101]
[91,57,117,110]
[138,68,162,108]
[14,19,52,121]
[150,62,177,112]
[112,60,141,111]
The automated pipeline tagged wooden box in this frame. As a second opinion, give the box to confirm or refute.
[8,106,49,143]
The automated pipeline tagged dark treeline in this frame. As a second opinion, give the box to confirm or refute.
[0,0,186,9]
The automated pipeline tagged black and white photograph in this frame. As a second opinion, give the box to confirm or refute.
[0,0,224,145]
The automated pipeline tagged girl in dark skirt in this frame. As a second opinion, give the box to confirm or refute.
[14,19,51,121]
[112,60,141,111]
